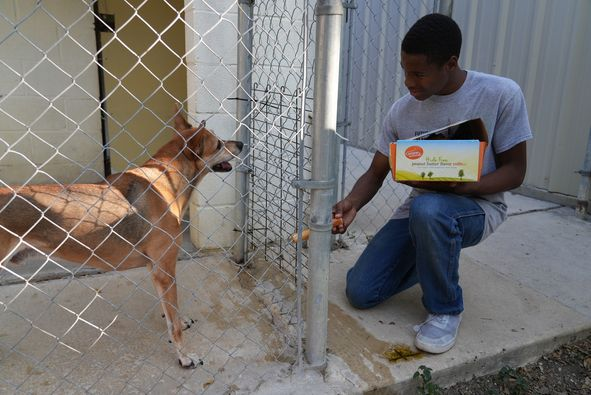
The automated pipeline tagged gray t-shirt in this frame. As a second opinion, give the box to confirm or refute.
[377,70,533,240]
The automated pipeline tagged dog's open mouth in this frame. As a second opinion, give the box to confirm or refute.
[212,162,232,172]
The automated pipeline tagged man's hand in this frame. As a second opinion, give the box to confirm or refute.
[332,151,391,234]
[332,198,357,234]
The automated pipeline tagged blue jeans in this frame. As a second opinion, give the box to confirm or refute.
[345,193,485,315]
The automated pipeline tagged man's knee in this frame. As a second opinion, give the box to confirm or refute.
[409,194,445,227]
[345,276,377,310]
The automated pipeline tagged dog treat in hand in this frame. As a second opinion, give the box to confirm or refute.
[289,217,344,243]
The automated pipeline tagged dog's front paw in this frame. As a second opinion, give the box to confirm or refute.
[178,354,203,369]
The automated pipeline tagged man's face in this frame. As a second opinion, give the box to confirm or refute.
[401,52,455,101]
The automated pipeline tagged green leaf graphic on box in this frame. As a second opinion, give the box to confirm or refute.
[396,170,421,180]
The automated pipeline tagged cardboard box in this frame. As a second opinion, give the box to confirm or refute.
[389,118,488,182]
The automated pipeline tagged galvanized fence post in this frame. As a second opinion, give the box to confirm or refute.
[437,0,454,15]
[234,0,255,264]
[305,0,344,369]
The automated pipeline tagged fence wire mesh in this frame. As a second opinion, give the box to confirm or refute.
[0,0,433,392]
[248,83,311,271]
[337,0,434,243]
[246,0,314,275]
[0,0,313,393]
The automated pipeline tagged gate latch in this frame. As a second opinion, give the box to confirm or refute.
[291,179,336,190]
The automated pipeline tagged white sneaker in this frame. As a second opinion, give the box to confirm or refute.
[414,313,462,354]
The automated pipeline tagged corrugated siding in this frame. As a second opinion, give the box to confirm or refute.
[341,0,591,198]
[338,0,435,151]
[454,0,591,197]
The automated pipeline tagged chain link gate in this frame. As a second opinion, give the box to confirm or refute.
[0,0,314,392]
[239,0,316,370]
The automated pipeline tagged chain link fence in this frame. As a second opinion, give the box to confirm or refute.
[246,0,314,276]
[337,0,434,243]
[0,0,433,392]
[0,0,313,392]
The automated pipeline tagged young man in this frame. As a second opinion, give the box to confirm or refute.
[332,13,532,354]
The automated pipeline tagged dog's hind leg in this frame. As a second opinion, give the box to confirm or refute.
[0,229,20,266]
[148,253,202,369]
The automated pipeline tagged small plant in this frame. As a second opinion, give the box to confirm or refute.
[496,365,529,395]
[458,169,464,180]
[427,171,433,179]
[413,365,443,395]
[421,171,426,179]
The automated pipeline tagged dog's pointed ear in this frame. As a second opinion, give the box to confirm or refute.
[173,104,192,132]
[183,129,206,160]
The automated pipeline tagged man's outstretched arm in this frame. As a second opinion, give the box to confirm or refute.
[333,151,391,233]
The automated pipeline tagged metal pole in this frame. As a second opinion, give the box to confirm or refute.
[234,0,254,264]
[93,2,112,177]
[305,0,343,369]
[576,128,591,219]
[338,2,354,237]
[294,0,310,369]
[437,0,454,16]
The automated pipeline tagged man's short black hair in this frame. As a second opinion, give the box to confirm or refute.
[401,13,462,66]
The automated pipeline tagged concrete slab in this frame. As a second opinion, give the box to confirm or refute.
[0,256,304,394]
[505,192,562,215]
[464,205,591,319]
[323,244,591,393]
[1,192,590,394]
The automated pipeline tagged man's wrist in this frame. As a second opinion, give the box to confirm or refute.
[454,181,480,196]
[344,196,360,212]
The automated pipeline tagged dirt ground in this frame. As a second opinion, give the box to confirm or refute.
[441,335,591,394]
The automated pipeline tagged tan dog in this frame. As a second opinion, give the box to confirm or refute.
[0,110,243,368]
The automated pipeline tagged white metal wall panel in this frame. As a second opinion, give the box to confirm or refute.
[341,0,591,198]
[453,0,591,197]
[339,0,434,151]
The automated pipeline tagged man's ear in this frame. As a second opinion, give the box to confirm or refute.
[445,56,459,71]
[173,104,192,132]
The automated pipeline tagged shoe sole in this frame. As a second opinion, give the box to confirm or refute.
[414,337,456,354]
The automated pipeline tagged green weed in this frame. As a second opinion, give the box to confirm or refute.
[413,365,443,395]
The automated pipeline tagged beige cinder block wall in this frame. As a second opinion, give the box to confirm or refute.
[0,0,103,185]
[184,0,240,250]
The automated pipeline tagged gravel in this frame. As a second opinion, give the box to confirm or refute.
[441,335,591,394]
